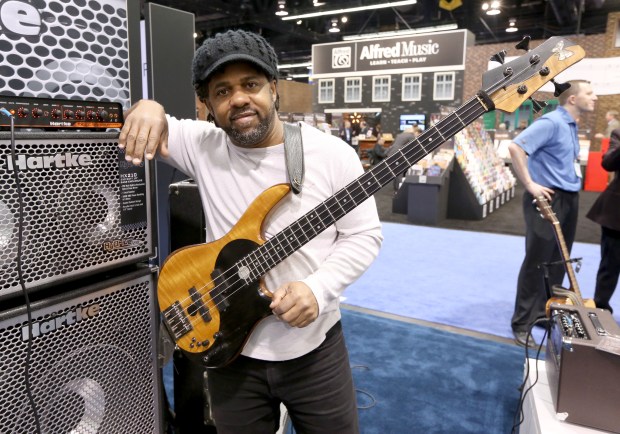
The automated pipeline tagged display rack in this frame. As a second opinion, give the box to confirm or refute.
[392,149,455,224]
[447,123,517,220]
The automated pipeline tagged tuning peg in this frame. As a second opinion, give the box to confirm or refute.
[489,50,507,64]
[530,98,548,113]
[515,35,531,52]
[551,79,571,97]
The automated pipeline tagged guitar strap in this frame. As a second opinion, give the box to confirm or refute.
[283,122,305,194]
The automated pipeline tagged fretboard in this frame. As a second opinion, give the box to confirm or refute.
[238,94,490,280]
[550,221,583,301]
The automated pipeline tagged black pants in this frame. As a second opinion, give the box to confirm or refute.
[511,190,579,332]
[206,321,359,434]
[593,226,620,313]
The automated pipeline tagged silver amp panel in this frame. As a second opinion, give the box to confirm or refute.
[0,0,132,109]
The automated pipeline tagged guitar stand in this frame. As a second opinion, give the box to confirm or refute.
[538,257,583,300]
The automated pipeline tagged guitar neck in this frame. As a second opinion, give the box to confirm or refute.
[239,94,491,278]
[550,220,583,299]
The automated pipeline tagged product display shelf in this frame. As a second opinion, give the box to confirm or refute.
[447,123,517,220]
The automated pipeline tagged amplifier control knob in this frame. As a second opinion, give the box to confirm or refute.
[17,107,30,117]
[75,110,85,119]
[51,109,62,119]
[32,108,43,118]
[86,111,96,120]
[97,110,109,121]
[64,110,75,119]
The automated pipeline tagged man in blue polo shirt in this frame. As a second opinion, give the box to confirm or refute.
[507,80,597,348]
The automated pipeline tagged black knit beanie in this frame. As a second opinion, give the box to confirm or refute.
[192,29,279,86]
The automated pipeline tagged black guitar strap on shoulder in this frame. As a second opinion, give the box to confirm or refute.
[283,122,305,195]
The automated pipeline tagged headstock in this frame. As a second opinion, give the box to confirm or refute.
[482,36,585,113]
[533,196,558,224]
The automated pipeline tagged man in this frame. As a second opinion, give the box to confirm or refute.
[595,110,620,139]
[119,29,382,433]
[586,127,620,313]
[339,119,354,145]
[507,79,597,349]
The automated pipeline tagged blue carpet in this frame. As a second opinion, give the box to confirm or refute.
[343,308,524,434]
[163,308,527,434]
[342,222,618,341]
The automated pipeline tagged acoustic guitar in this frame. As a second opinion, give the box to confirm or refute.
[534,196,596,316]
[160,36,585,368]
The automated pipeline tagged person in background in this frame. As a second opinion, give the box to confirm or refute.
[595,110,620,140]
[507,79,597,349]
[387,126,420,190]
[586,127,620,313]
[371,123,382,138]
[119,29,383,433]
[367,135,387,165]
[359,120,370,137]
[339,119,354,146]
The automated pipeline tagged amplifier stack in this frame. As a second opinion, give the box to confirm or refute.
[0,98,162,433]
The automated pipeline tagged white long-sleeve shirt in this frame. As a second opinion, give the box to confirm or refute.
[164,117,383,361]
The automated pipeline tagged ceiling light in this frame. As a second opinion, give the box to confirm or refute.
[282,0,417,21]
[342,23,458,40]
[506,18,518,32]
[278,61,313,69]
[275,0,288,16]
[329,18,340,33]
[341,16,348,23]
[482,1,500,15]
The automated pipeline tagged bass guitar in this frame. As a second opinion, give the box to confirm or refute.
[534,196,596,316]
[160,36,585,368]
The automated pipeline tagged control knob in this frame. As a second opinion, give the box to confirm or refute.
[97,110,109,121]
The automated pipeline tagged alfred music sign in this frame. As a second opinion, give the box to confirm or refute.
[312,29,471,78]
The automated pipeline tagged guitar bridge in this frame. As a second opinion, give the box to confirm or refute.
[163,301,193,340]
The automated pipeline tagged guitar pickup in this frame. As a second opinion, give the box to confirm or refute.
[163,301,193,340]
[210,268,231,312]
[189,287,212,323]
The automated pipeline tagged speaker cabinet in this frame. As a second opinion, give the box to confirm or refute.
[169,179,206,251]
[0,131,156,301]
[0,266,162,433]
[169,179,216,432]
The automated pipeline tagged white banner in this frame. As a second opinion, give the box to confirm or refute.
[487,57,620,96]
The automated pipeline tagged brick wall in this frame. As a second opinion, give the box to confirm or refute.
[278,80,313,114]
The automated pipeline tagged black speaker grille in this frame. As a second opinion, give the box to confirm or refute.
[0,133,154,299]
[0,269,161,433]
[0,0,130,109]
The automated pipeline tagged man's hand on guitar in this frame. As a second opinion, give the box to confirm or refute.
[526,181,554,202]
[270,281,319,328]
[119,99,169,165]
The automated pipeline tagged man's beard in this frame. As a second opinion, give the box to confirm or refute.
[222,104,276,148]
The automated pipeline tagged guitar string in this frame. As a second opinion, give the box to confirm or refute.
[163,95,489,335]
[166,58,555,338]
[538,199,585,305]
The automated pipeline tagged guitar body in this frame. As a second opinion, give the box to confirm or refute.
[545,296,596,317]
[158,184,290,367]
